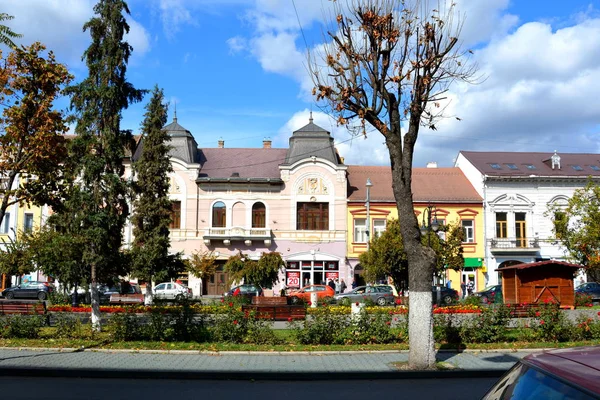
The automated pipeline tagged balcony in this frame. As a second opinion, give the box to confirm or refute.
[203,226,272,246]
[489,237,540,255]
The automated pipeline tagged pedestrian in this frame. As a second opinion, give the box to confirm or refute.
[340,279,347,294]
[328,279,335,291]
[460,281,466,299]
[351,278,357,289]
[446,280,452,289]
[467,280,474,296]
[335,278,341,294]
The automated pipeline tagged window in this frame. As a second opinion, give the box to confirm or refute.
[461,220,474,243]
[515,212,526,247]
[297,202,329,230]
[590,165,600,171]
[212,201,226,228]
[353,218,367,243]
[373,219,387,238]
[496,212,507,238]
[571,165,583,171]
[489,163,502,170]
[169,201,181,229]
[524,164,536,170]
[251,202,266,228]
[1,213,9,234]
[24,213,34,233]
[505,163,518,170]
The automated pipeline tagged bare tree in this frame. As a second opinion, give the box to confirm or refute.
[310,0,476,369]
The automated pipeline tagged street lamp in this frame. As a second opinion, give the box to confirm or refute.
[365,178,373,251]
[420,203,441,304]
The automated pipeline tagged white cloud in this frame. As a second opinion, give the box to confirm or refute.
[226,36,247,54]
[158,0,195,39]
[126,17,151,57]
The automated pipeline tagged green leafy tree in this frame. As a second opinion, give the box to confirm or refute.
[310,0,476,368]
[129,86,184,303]
[188,250,217,295]
[0,233,36,277]
[0,43,72,225]
[57,0,145,330]
[0,13,22,48]
[550,180,600,282]
[360,219,464,295]
[225,251,284,289]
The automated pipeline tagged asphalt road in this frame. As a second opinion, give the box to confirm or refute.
[0,376,497,400]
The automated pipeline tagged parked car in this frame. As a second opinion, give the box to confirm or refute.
[432,286,459,305]
[334,285,395,306]
[288,284,335,304]
[473,284,503,304]
[576,282,600,299]
[224,283,263,300]
[2,281,54,300]
[482,345,600,399]
[106,282,143,304]
[154,282,192,300]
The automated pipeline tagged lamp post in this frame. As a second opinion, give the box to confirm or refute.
[365,178,373,251]
[420,203,441,304]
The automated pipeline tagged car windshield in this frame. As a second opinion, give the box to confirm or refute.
[482,285,500,292]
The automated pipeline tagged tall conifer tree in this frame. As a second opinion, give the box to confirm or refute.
[130,86,185,303]
[58,0,145,330]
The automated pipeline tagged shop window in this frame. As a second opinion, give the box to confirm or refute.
[212,201,226,228]
[296,202,328,230]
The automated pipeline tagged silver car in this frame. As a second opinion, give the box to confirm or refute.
[153,282,191,300]
[334,285,395,306]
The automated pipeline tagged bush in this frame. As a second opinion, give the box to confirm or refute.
[528,301,573,342]
[0,315,44,339]
[289,306,350,345]
[575,293,593,307]
[48,291,71,305]
[209,303,280,345]
[107,311,142,341]
[53,313,88,339]
[459,304,512,343]
[461,296,481,307]
[339,311,396,344]
[434,314,462,344]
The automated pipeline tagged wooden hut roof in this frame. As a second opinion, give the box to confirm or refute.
[497,260,582,270]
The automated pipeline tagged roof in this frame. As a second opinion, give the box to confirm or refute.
[459,151,600,177]
[162,118,193,138]
[283,118,343,166]
[197,148,288,180]
[524,346,600,395]
[347,166,482,203]
[497,260,583,270]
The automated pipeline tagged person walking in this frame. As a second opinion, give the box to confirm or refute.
[328,279,335,291]
[351,278,357,289]
[334,278,341,294]
[340,279,347,294]
[460,281,467,299]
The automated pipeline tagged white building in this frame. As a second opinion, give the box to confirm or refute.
[455,150,600,286]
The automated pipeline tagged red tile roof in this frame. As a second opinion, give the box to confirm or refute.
[497,260,582,270]
[347,166,482,203]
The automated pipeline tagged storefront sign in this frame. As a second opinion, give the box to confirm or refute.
[325,272,338,280]
[287,271,300,288]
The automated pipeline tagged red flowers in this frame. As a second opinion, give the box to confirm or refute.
[228,302,233,308]
[386,321,391,325]
[307,301,312,306]
[287,317,293,322]
[394,298,402,305]
[355,302,359,306]
[540,320,545,325]
[535,311,541,317]
[233,320,238,325]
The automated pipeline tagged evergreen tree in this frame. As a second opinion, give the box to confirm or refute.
[57,0,145,330]
[130,86,184,303]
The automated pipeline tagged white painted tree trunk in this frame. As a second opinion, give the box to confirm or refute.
[90,280,101,332]
[144,283,153,306]
[408,290,435,369]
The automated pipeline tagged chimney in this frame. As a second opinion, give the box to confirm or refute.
[263,137,272,149]
[218,137,224,148]
[426,161,438,168]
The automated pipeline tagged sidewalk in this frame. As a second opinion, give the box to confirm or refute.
[0,347,537,380]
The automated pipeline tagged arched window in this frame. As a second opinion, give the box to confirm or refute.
[212,201,226,227]
[252,202,266,228]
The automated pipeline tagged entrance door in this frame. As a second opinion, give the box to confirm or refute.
[207,266,229,296]
[461,269,477,298]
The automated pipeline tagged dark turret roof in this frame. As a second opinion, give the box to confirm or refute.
[163,117,199,164]
[283,115,343,165]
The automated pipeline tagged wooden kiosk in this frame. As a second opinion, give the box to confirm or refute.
[498,260,581,308]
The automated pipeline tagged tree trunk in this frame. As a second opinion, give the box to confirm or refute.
[386,119,436,369]
[90,263,101,332]
[144,279,153,306]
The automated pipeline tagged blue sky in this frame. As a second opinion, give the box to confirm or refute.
[4,0,600,167]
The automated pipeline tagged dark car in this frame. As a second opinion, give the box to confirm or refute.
[576,282,600,300]
[432,286,458,305]
[2,281,54,300]
[334,285,395,306]
[224,284,263,300]
[482,345,600,399]
[474,284,503,304]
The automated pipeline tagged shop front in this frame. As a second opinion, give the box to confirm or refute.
[285,258,341,289]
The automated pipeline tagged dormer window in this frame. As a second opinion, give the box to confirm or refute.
[571,165,583,171]
[490,163,502,170]
[505,163,518,170]
[590,165,600,171]
[525,164,536,170]
[551,150,561,170]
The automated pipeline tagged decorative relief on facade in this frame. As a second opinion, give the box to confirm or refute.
[281,170,290,182]
[169,176,180,194]
[297,177,328,195]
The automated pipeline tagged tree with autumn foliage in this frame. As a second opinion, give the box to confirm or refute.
[0,42,72,228]
[187,250,218,295]
[359,218,464,295]
[56,0,145,331]
[225,251,285,290]
[310,0,476,368]
[551,180,600,282]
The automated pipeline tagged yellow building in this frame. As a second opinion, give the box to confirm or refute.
[346,165,485,294]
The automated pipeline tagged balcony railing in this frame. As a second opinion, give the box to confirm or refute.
[489,237,540,253]
[203,226,272,246]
